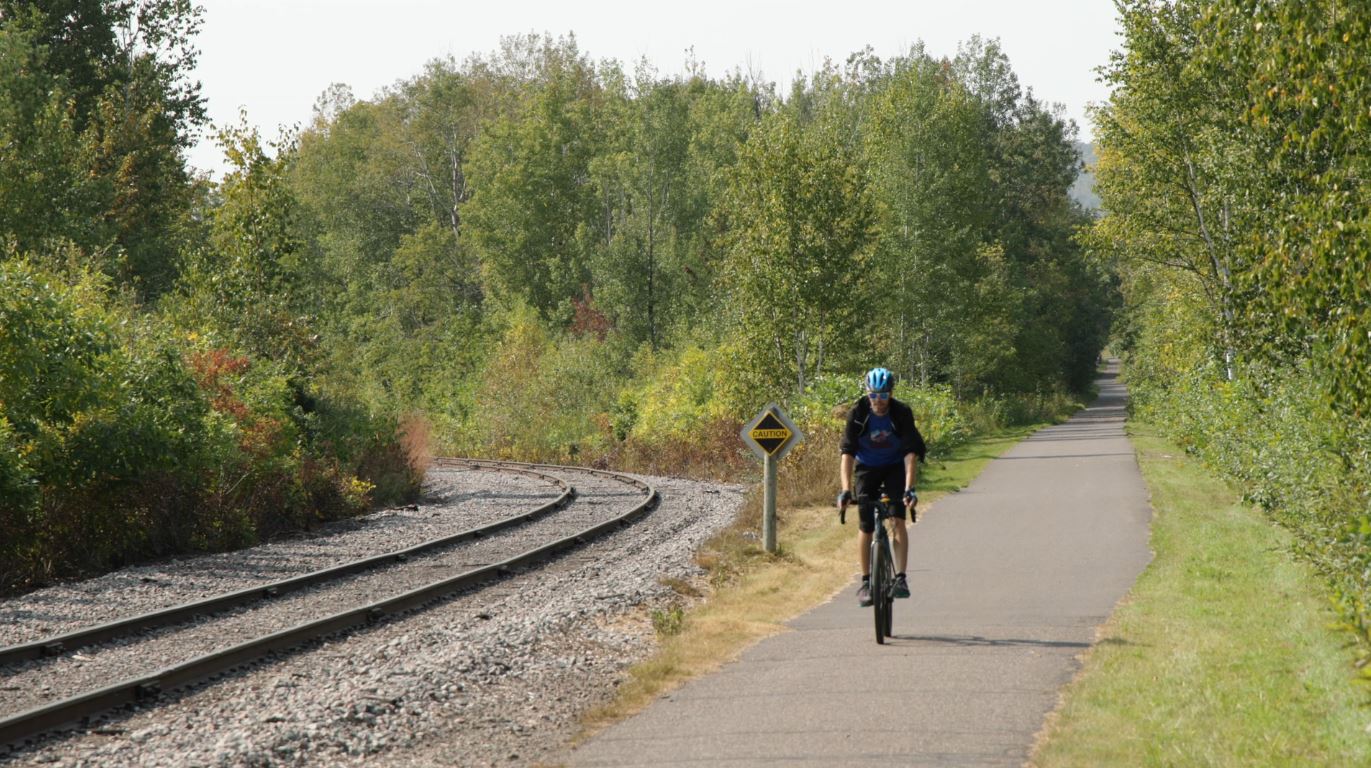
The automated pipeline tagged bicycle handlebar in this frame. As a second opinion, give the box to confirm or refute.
[839,493,894,526]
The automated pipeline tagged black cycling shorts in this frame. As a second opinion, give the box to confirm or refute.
[853,461,906,534]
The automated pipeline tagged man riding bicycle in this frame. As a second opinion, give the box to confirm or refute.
[836,367,927,607]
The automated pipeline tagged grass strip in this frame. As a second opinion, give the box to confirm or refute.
[1031,425,1371,767]
[575,425,1039,739]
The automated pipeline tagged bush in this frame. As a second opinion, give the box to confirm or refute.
[0,261,226,587]
[961,389,1081,434]
[454,306,634,462]
[0,259,405,594]
[794,374,970,457]
[627,344,735,443]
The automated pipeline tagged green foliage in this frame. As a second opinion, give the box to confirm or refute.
[1129,356,1371,666]
[0,0,207,297]
[0,255,111,437]
[0,414,37,522]
[174,120,317,369]
[0,26,107,264]
[720,110,876,395]
[0,259,217,588]
[0,256,407,593]
[624,344,737,443]
[586,67,750,349]
[861,41,1107,398]
[454,305,626,460]
[0,23,1111,589]
[1098,0,1371,668]
[288,34,1106,471]
[1203,1,1371,417]
[899,386,971,454]
[463,36,604,322]
[651,604,686,637]
[793,373,970,456]
[789,373,859,429]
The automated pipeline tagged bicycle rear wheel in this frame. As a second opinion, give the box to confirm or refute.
[872,534,891,644]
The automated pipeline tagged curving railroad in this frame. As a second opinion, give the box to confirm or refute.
[0,459,729,766]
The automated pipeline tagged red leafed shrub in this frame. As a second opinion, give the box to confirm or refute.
[570,285,612,340]
[188,348,252,421]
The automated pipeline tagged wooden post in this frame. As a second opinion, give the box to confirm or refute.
[763,453,777,553]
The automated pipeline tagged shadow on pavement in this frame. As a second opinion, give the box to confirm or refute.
[886,633,1139,650]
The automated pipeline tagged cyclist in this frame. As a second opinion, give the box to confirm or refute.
[836,367,926,607]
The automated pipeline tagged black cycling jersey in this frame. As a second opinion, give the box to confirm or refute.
[838,396,927,465]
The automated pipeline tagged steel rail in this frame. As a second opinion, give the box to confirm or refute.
[0,464,571,668]
[446,457,647,486]
[0,461,656,749]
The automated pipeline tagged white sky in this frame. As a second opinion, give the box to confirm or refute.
[189,0,1121,178]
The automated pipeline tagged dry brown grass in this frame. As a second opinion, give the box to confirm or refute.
[399,411,434,473]
[609,418,756,482]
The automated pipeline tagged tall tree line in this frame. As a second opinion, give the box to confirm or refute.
[1094,0,1371,663]
[0,2,417,593]
[290,33,1110,424]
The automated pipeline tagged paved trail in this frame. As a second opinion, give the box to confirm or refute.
[567,364,1152,767]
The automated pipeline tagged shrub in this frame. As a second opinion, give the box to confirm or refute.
[457,305,633,462]
[628,344,734,443]
[796,374,970,457]
[651,604,686,636]
[0,259,403,594]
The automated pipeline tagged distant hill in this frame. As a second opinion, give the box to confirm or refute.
[1070,142,1101,213]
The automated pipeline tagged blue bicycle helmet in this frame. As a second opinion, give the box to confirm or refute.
[864,367,894,393]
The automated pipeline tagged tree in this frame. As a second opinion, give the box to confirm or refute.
[1089,0,1259,380]
[865,51,1003,394]
[176,122,316,369]
[1203,0,1371,415]
[0,26,103,257]
[463,35,604,321]
[0,0,207,297]
[720,111,876,394]
[589,66,696,349]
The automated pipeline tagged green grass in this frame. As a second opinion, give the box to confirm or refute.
[1031,425,1371,767]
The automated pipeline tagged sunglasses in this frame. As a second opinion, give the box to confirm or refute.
[867,391,890,401]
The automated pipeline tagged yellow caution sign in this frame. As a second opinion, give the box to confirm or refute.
[747,412,793,456]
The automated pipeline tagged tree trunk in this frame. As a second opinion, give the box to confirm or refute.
[646,159,658,350]
[1184,154,1235,381]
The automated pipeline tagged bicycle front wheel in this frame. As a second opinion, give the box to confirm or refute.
[872,535,891,644]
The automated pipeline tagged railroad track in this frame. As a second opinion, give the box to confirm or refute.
[0,460,657,750]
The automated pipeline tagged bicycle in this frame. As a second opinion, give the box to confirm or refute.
[840,492,898,644]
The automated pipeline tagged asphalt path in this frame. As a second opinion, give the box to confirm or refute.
[567,364,1153,767]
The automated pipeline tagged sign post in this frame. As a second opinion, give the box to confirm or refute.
[740,403,804,553]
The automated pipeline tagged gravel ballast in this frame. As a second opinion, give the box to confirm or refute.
[1,466,744,767]
[0,468,563,648]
